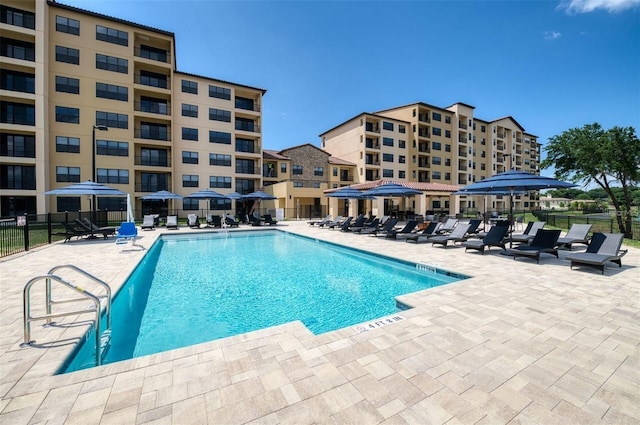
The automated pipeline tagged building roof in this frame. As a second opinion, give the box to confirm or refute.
[491,116,526,132]
[325,180,460,195]
[328,157,356,166]
[174,70,267,94]
[263,149,289,160]
[279,142,329,157]
[318,112,411,137]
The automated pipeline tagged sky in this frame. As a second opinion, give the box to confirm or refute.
[62,0,640,159]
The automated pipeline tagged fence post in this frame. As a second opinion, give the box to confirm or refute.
[23,213,29,252]
[47,212,52,244]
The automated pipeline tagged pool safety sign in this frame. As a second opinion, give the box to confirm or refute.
[354,315,406,333]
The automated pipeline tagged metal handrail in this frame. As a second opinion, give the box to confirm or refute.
[23,265,112,366]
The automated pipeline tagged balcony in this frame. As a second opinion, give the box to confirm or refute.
[134,73,170,90]
[458,136,467,143]
[134,46,170,64]
[458,150,467,158]
[458,122,467,129]
[497,132,505,138]
[235,120,260,133]
[418,144,430,153]
[135,127,171,141]
[365,159,380,166]
[365,140,380,149]
[418,160,429,168]
[135,156,171,167]
[365,123,380,133]
[418,129,430,138]
[235,97,260,112]
[135,100,170,115]
[418,114,430,123]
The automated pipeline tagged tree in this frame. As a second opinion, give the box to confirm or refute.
[542,123,640,238]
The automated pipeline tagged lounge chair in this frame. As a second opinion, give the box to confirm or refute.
[336,217,354,231]
[507,229,561,263]
[510,221,545,244]
[427,223,472,248]
[462,225,509,254]
[466,219,482,235]
[382,220,418,239]
[187,214,201,229]
[115,221,138,244]
[225,215,240,227]
[74,219,115,239]
[206,214,222,228]
[361,217,398,235]
[166,215,179,230]
[351,218,379,233]
[566,232,627,274]
[247,213,263,226]
[404,221,439,243]
[342,215,366,232]
[555,223,592,250]
[263,214,278,225]
[435,218,458,234]
[322,215,343,229]
[308,215,331,227]
[327,216,350,230]
[56,222,92,242]
[141,215,156,230]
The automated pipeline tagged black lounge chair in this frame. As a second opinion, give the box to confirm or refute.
[56,222,92,242]
[466,219,482,235]
[462,225,509,254]
[207,215,222,228]
[382,220,418,239]
[510,221,545,244]
[507,229,561,263]
[555,224,592,250]
[351,218,379,233]
[342,215,366,232]
[225,215,240,227]
[328,216,351,230]
[404,221,439,243]
[308,215,331,227]
[247,213,263,226]
[427,223,472,248]
[263,214,278,225]
[361,217,398,235]
[75,219,115,239]
[566,232,627,274]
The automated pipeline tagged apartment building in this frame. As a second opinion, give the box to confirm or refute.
[320,102,541,213]
[0,0,265,216]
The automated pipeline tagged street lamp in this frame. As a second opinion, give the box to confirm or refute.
[91,125,108,213]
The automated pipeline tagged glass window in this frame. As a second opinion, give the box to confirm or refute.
[235,159,255,174]
[445,130,451,138]
[210,176,232,188]
[209,108,231,122]
[181,103,198,117]
[292,165,303,175]
[96,25,128,46]
[382,121,394,131]
[432,142,441,151]
[55,106,79,123]
[432,156,441,165]
[55,45,79,65]
[57,197,80,212]
[432,171,441,180]
[398,140,406,149]
[1,133,35,157]
[55,76,79,94]
[398,171,406,179]
[382,153,394,162]
[96,54,128,74]
[432,127,442,136]
[399,155,405,164]
[182,174,198,187]
[56,166,80,182]
[432,112,441,121]
[382,137,394,147]
[235,138,255,153]
[55,15,79,35]
[96,140,128,156]
[1,69,35,93]
[280,163,287,173]
[209,153,231,166]
[313,167,324,176]
[55,136,80,153]
[399,125,406,134]
[1,6,36,29]
[96,82,128,101]
[97,168,128,184]
[209,85,231,100]
[181,79,197,94]
[1,102,35,125]
[96,111,128,129]
[182,127,198,141]
[138,44,167,62]
[182,151,198,164]
[0,38,35,61]
[209,131,231,144]
[382,169,393,178]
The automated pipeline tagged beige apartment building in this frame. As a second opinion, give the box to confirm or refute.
[0,0,265,217]
[320,102,541,214]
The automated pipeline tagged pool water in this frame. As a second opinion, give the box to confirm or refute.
[60,230,467,373]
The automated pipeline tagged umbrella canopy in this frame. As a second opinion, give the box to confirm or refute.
[326,187,373,199]
[185,189,228,200]
[140,190,183,200]
[225,191,243,200]
[242,190,276,201]
[44,181,126,196]
[361,183,422,198]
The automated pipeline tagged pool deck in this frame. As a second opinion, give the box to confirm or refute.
[0,221,638,424]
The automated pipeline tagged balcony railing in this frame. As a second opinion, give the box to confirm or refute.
[497,132,505,138]
[458,122,467,129]
[365,124,380,133]
[418,129,430,138]
[135,156,171,167]
[135,101,170,115]
[134,47,170,64]
[135,128,171,141]
[235,122,260,133]
[134,74,170,89]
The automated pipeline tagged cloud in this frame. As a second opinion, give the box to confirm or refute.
[559,0,640,13]
[543,31,562,40]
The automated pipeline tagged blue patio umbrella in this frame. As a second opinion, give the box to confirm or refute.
[361,183,422,198]
[241,190,277,201]
[140,190,183,200]
[326,187,374,199]
[186,189,229,215]
[44,181,126,196]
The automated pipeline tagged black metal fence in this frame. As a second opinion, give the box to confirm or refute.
[533,211,640,240]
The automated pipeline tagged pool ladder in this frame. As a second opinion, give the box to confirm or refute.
[22,264,112,366]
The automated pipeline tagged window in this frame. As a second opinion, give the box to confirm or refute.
[55,76,79,94]
[97,197,125,211]
[97,168,128,184]
[96,82,127,101]
[293,181,303,188]
[57,197,80,212]
[481,125,486,132]
[182,127,198,141]
[382,121,394,131]
[399,140,406,149]
[445,116,451,124]
[1,102,35,125]
[235,138,255,153]
[399,155,406,164]
[432,141,441,151]
[96,140,128,156]
[209,85,231,100]
[235,97,255,111]
[445,130,451,138]
[96,111,128,129]
[432,171,441,180]
[444,172,451,181]
[182,151,198,164]
[235,117,255,132]
[432,127,442,136]
[444,158,450,166]
[55,15,79,35]
[236,159,255,174]
[445,144,451,152]
[398,171,406,179]
[139,122,168,141]
[181,79,197,94]
[432,112,441,121]
[1,133,35,157]
[96,25,128,46]
[432,156,441,165]
[399,125,406,134]
[55,106,79,123]
[0,38,35,61]
[209,131,231,144]
[138,44,167,62]
[209,153,231,166]
[139,96,168,114]
[56,166,80,182]
[138,70,166,88]
[292,165,303,175]
[55,136,80,153]
[182,175,198,187]
[313,167,324,176]
[382,153,394,162]
[1,69,35,93]
[210,176,231,188]
[382,137,394,147]
[1,6,35,29]
[1,164,35,189]
[55,45,79,64]
[382,169,394,178]
[209,108,231,122]
[182,103,198,117]
[281,163,287,173]
[182,198,199,211]
[96,54,128,74]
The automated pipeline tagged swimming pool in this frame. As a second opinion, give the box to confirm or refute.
[60,230,467,373]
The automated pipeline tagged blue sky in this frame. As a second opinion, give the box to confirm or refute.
[64,0,639,157]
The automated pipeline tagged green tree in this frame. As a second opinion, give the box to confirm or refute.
[542,123,640,237]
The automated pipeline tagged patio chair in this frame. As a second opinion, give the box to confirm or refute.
[247,213,263,226]
[263,214,278,225]
[115,221,138,245]
[74,219,115,239]
[187,214,201,229]
[327,216,350,230]
[361,217,398,235]
[555,223,592,250]
[308,215,331,226]
[225,215,240,227]
[435,218,458,234]
[206,215,222,228]
[403,221,439,243]
[462,225,509,254]
[507,229,561,263]
[565,232,627,274]
[166,215,179,230]
[342,214,366,232]
[466,219,483,235]
[351,218,379,233]
[336,217,354,231]
[321,215,342,229]
[382,220,418,239]
[55,222,92,242]
[141,215,156,230]
[510,221,545,244]
[427,223,472,248]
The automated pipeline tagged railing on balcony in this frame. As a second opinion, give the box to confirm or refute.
[235,98,261,112]
[235,121,260,133]
[458,150,467,157]
[458,136,466,143]
[134,46,170,64]
[418,161,429,168]
[365,140,380,149]
[135,128,171,141]
[339,173,353,182]
[135,101,170,115]
[418,144,430,153]
[134,74,170,89]
[459,165,467,171]
[497,132,505,138]
[458,122,467,129]
[365,123,380,133]
[418,129,430,138]
[365,159,380,165]
[135,156,171,167]
[418,114,430,123]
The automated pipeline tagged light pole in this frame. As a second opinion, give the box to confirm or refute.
[92,125,108,215]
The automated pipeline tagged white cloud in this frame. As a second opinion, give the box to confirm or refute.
[543,31,563,40]
[560,0,640,13]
